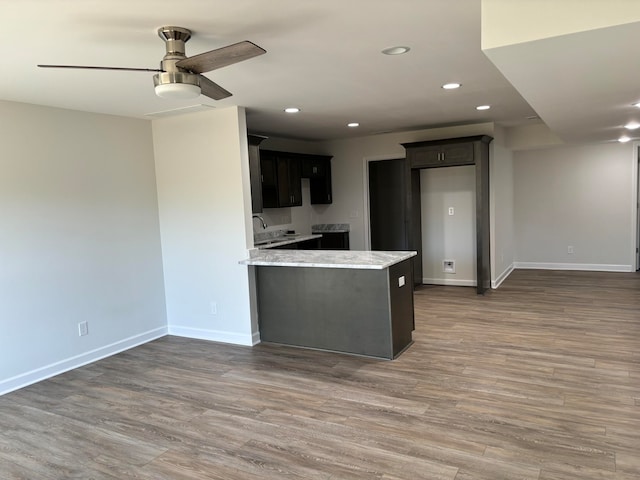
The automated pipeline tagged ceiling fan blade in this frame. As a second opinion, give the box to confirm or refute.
[176,41,266,74]
[38,64,162,72]
[199,75,232,100]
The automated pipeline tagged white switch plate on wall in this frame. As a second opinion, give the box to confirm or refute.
[78,321,88,337]
[398,275,405,287]
[448,207,454,216]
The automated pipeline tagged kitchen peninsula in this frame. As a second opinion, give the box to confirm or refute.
[240,250,416,359]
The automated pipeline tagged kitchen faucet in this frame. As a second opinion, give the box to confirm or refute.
[252,214,267,229]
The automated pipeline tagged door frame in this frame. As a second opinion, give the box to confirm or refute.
[362,154,405,251]
[633,142,640,271]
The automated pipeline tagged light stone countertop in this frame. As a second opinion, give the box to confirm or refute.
[311,223,350,233]
[255,234,322,249]
[239,249,417,270]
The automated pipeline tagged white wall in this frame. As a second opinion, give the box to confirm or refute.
[420,166,476,286]
[491,127,515,286]
[0,101,167,395]
[513,142,635,271]
[153,107,256,345]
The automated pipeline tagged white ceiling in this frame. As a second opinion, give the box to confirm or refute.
[2,0,638,143]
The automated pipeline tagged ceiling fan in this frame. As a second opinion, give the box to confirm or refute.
[38,26,266,100]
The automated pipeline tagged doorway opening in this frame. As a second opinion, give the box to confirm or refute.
[636,145,639,270]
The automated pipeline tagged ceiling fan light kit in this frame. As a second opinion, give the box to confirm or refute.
[153,71,201,99]
[38,26,266,102]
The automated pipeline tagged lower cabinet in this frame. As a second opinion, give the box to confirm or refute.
[271,238,321,250]
[256,259,414,359]
[318,231,349,250]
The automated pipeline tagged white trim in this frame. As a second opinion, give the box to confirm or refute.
[251,331,261,346]
[0,327,168,397]
[422,277,477,287]
[513,262,633,272]
[168,325,255,346]
[492,263,514,289]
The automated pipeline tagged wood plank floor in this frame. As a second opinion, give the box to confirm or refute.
[1,269,639,479]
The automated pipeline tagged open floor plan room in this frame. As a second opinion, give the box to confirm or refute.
[1,269,639,479]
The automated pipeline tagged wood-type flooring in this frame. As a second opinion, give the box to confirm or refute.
[1,269,639,479]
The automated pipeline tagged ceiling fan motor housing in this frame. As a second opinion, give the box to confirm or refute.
[154,26,201,98]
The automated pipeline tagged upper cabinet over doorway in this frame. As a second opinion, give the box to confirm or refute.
[403,135,493,294]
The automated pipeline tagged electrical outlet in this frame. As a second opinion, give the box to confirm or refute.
[443,260,456,273]
[78,321,88,337]
[448,207,455,216]
[210,302,217,315]
[398,276,405,287]
[568,246,574,254]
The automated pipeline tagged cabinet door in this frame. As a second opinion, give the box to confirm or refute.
[275,156,302,207]
[309,157,332,204]
[260,152,279,208]
[408,145,442,168]
[440,143,474,166]
[288,156,302,206]
[307,159,327,177]
[409,142,474,168]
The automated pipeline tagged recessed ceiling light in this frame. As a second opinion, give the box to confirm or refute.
[625,121,640,130]
[442,83,461,90]
[347,122,360,128]
[476,105,491,111]
[618,135,631,143]
[382,46,410,55]
[284,107,300,113]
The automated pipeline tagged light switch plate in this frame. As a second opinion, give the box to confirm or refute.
[398,276,405,287]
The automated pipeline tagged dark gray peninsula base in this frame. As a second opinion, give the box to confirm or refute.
[241,250,416,359]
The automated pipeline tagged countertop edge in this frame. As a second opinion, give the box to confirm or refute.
[239,250,417,270]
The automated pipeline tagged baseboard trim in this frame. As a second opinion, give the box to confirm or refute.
[513,262,633,272]
[168,325,255,347]
[422,277,477,287]
[251,331,261,346]
[0,326,168,397]
[492,263,515,289]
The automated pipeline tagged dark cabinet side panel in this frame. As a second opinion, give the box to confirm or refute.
[248,135,266,213]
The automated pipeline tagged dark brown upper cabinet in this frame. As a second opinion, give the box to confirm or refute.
[407,141,475,168]
[261,150,333,207]
[260,150,302,208]
[302,154,333,205]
